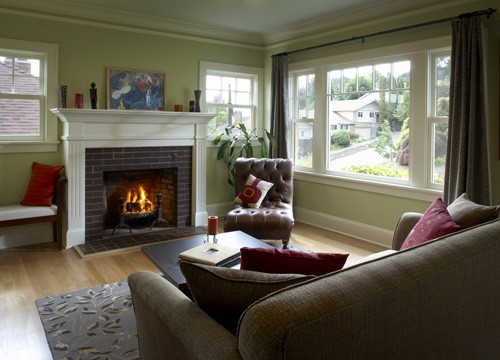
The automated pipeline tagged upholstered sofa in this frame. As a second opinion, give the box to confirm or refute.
[128,205,500,359]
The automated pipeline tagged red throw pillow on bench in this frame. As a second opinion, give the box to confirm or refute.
[21,162,64,206]
[240,247,349,276]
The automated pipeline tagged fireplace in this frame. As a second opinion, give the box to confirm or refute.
[103,168,175,231]
[51,108,215,248]
[85,146,192,242]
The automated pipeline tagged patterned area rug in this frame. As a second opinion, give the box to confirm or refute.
[36,281,138,360]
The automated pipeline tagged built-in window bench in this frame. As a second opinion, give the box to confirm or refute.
[0,176,66,250]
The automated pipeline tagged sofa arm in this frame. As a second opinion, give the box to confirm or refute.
[128,271,242,360]
[392,212,423,250]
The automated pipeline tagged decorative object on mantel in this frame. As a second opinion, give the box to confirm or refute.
[214,122,276,186]
[189,100,195,112]
[174,104,183,112]
[72,93,83,108]
[106,67,166,110]
[58,85,67,108]
[194,89,201,112]
[89,82,97,109]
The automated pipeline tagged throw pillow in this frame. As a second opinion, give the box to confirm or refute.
[400,198,461,250]
[21,162,64,206]
[447,193,499,229]
[240,247,349,276]
[234,174,274,208]
[180,261,313,334]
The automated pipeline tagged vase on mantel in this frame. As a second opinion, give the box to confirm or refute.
[194,90,201,112]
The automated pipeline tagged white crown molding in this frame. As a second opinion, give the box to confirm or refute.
[0,0,482,49]
[264,0,476,49]
[0,0,265,48]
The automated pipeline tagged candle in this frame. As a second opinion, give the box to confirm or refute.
[207,216,218,235]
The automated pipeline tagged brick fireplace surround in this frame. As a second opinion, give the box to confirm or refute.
[85,146,192,242]
[51,108,215,249]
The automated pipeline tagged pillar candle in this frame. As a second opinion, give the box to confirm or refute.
[207,216,218,235]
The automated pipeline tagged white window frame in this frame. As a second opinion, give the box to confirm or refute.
[199,61,263,139]
[289,36,450,202]
[0,38,58,153]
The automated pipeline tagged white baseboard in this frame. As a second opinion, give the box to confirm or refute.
[294,207,393,248]
[0,223,53,249]
[207,202,394,248]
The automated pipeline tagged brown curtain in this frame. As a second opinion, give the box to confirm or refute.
[270,53,289,158]
[443,15,490,205]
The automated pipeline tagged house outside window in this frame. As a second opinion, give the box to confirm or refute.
[199,61,262,136]
[0,38,58,153]
[289,37,450,197]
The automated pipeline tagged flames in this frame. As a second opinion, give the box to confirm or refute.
[124,185,154,213]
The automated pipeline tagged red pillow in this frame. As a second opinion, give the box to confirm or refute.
[240,247,349,276]
[400,198,461,250]
[21,162,64,206]
[234,174,274,208]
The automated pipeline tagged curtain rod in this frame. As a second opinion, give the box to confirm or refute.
[274,7,496,57]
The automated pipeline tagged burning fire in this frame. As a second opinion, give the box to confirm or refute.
[125,185,154,213]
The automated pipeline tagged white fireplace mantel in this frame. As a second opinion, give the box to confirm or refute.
[50,108,215,248]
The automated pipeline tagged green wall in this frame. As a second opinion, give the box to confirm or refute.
[1,1,499,235]
[0,12,263,205]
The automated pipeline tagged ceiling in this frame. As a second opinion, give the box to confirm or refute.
[0,0,470,46]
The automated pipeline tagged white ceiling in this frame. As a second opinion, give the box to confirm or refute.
[0,0,470,46]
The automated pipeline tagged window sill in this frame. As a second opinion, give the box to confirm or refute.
[294,170,442,202]
[0,141,59,154]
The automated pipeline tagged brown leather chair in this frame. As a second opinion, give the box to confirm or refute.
[223,157,294,246]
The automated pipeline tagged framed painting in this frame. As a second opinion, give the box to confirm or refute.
[106,67,166,110]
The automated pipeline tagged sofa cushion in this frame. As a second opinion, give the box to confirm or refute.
[180,261,313,334]
[234,174,274,208]
[21,162,64,206]
[240,247,348,275]
[401,198,461,250]
[447,193,499,229]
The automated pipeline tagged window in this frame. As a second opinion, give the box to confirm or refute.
[290,37,450,197]
[293,72,315,168]
[199,62,262,136]
[0,38,58,152]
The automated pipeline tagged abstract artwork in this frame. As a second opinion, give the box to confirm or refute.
[106,67,166,110]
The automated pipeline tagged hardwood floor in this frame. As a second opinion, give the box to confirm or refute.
[0,222,387,360]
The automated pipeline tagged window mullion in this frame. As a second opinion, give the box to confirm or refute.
[409,52,427,189]
[314,68,326,173]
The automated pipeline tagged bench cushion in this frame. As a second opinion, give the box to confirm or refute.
[0,204,57,222]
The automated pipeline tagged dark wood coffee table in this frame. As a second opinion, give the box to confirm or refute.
[141,230,272,294]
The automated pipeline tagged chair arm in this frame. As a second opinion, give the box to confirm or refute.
[392,212,423,250]
[128,271,242,360]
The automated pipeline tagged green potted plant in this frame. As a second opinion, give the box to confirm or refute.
[213,122,276,186]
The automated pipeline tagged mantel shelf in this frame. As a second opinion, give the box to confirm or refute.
[50,108,216,125]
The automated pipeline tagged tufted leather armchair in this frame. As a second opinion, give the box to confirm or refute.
[223,157,294,246]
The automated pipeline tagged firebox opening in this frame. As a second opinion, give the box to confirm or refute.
[103,168,177,233]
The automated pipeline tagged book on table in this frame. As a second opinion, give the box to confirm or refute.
[179,242,241,266]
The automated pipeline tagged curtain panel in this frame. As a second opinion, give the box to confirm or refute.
[443,16,490,205]
[270,54,289,159]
